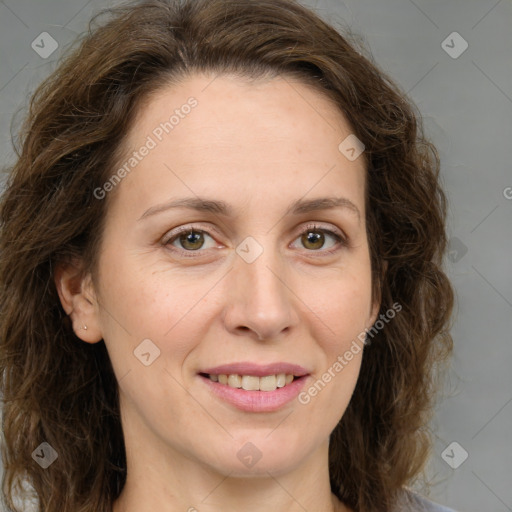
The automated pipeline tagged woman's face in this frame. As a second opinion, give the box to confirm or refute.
[89,73,379,477]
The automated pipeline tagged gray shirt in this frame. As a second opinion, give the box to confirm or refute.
[395,489,458,511]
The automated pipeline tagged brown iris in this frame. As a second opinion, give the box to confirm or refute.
[301,230,325,250]
[179,230,205,250]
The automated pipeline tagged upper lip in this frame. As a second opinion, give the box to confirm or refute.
[200,362,310,377]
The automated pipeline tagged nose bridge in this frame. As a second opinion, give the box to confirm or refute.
[245,249,287,308]
[224,235,298,340]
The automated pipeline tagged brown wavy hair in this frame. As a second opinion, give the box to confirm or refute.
[0,0,454,511]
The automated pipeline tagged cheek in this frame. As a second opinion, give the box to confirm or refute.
[94,255,219,452]
[311,264,373,346]
[318,262,371,405]
[301,272,369,417]
[96,248,217,369]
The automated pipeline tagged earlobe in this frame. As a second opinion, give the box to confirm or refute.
[54,260,103,344]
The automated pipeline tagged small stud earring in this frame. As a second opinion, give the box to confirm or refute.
[82,325,88,330]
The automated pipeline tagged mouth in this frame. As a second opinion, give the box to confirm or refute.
[197,362,310,412]
[199,372,300,392]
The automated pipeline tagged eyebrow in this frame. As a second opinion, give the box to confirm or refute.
[138,196,361,222]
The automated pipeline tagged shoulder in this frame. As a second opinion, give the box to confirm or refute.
[393,488,459,512]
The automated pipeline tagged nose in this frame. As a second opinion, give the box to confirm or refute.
[222,245,300,341]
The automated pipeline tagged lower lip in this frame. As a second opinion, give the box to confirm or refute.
[199,374,309,412]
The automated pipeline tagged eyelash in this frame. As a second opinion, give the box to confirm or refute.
[162,223,348,258]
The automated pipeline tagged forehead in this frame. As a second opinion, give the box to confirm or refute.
[112,73,367,215]
[131,72,359,148]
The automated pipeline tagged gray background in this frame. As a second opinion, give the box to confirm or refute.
[0,1,511,511]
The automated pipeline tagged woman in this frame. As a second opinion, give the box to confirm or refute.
[0,0,456,511]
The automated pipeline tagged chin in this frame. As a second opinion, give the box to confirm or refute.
[202,437,308,477]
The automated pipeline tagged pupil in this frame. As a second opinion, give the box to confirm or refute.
[181,230,203,250]
[304,231,323,249]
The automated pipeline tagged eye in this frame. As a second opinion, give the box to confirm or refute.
[163,226,218,254]
[291,224,346,254]
[162,223,347,258]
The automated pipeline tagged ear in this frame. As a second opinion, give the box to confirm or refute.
[54,259,103,344]
[367,259,389,328]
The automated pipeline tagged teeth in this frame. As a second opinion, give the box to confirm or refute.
[208,373,296,391]
[242,375,259,391]
[259,375,276,391]
[228,374,242,388]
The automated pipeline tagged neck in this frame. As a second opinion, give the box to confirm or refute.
[114,471,348,512]
[112,426,350,512]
